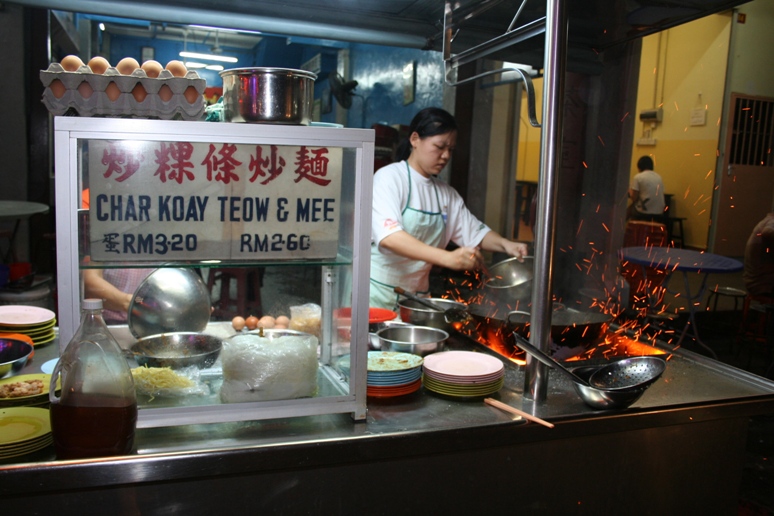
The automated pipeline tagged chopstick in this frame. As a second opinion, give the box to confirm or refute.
[484,398,555,429]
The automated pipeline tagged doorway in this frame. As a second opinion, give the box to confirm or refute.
[712,93,774,257]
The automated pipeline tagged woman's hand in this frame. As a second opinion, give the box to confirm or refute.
[480,231,529,261]
[502,240,529,261]
[446,246,485,271]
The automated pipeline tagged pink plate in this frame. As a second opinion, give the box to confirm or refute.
[422,351,504,380]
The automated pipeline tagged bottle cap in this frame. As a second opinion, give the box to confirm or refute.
[82,298,104,310]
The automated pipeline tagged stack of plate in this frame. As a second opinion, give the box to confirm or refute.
[422,351,505,398]
[367,351,423,398]
[0,407,52,460]
[0,374,55,408]
[0,306,57,346]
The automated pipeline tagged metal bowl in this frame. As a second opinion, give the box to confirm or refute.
[220,67,317,125]
[130,332,223,369]
[0,338,34,379]
[398,298,467,333]
[377,325,448,357]
[128,268,211,339]
[568,365,653,410]
[485,256,534,303]
[368,320,410,350]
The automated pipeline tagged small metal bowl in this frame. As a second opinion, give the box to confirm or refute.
[130,332,222,369]
[128,268,211,339]
[377,325,448,357]
[0,338,34,379]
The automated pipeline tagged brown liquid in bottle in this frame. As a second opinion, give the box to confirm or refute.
[50,399,138,459]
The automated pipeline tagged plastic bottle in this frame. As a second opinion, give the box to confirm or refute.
[49,298,137,459]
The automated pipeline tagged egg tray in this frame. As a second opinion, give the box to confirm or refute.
[40,62,206,120]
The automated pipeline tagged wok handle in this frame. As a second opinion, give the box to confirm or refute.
[393,287,444,312]
[511,333,591,386]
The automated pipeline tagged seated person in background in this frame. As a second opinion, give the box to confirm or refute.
[743,205,774,298]
[627,155,665,222]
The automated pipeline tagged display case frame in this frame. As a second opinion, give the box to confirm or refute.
[54,117,374,426]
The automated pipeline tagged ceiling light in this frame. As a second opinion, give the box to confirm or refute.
[184,61,207,69]
[205,64,224,71]
[179,51,238,63]
[99,23,105,31]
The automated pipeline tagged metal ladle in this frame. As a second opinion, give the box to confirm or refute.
[393,287,472,326]
[513,333,667,390]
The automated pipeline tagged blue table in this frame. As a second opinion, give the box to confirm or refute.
[619,246,743,359]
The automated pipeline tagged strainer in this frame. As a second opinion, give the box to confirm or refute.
[587,356,666,390]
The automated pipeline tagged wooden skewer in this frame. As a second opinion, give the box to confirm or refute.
[484,398,555,429]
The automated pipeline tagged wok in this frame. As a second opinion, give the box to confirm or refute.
[466,302,612,357]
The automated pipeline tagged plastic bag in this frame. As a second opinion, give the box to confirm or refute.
[220,333,319,403]
[289,302,322,339]
[131,365,209,400]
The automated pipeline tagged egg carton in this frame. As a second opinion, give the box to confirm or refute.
[40,63,206,120]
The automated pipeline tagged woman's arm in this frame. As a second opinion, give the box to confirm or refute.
[82,268,133,314]
[480,231,529,259]
[379,230,486,271]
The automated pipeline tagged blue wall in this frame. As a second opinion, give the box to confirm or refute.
[105,32,444,128]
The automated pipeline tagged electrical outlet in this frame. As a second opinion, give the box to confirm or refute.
[637,138,657,146]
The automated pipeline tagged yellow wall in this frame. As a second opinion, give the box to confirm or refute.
[517,77,543,183]
[630,14,731,249]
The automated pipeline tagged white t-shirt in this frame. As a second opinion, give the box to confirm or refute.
[371,161,491,251]
[630,169,665,215]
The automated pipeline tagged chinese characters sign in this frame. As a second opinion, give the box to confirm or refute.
[88,139,343,261]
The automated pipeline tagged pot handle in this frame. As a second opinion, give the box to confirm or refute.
[505,311,531,324]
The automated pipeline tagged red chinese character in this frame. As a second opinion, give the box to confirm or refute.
[101,142,143,182]
[248,145,285,185]
[202,143,242,184]
[154,142,195,184]
[294,146,331,186]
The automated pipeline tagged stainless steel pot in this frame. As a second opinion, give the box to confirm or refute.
[220,67,316,124]
[484,256,534,304]
[377,325,448,357]
[130,332,222,369]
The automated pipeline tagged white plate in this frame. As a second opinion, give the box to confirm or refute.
[422,351,504,379]
[0,306,56,326]
[40,359,59,375]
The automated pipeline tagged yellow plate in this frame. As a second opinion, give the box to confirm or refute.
[0,374,54,401]
[0,407,51,446]
[33,332,56,346]
[0,319,57,334]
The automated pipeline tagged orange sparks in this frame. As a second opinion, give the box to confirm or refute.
[674,101,679,111]
[602,223,610,232]
[704,169,713,179]
[621,112,629,122]
[597,135,605,146]
[582,161,588,168]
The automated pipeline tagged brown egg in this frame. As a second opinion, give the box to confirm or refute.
[141,60,163,78]
[232,316,246,331]
[60,55,84,72]
[49,79,66,98]
[258,315,276,329]
[273,324,288,330]
[77,81,94,98]
[275,315,290,327]
[116,57,140,75]
[87,56,110,74]
[165,60,188,77]
[158,84,174,102]
[183,86,200,104]
[131,83,147,103]
[105,81,122,101]
[245,315,259,330]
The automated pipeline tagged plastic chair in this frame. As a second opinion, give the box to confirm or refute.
[705,286,747,312]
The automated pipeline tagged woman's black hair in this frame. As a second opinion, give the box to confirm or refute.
[395,107,458,161]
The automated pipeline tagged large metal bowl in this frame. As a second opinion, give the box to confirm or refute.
[398,298,467,333]
[130,332,223,369]
[485,256,534,303]
[0,338,34,379]
[377,325,448,357]
[128,268,211,339]
[220,67,317,125]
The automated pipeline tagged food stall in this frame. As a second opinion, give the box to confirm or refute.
[2,0,774,513]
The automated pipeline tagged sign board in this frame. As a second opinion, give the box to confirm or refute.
[87,139,343,262]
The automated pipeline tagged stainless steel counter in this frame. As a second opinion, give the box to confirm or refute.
[3,332,774,514]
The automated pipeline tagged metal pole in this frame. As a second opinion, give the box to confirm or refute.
[524,0,568,401]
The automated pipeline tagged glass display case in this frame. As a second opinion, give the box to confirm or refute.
[54,117,374,427]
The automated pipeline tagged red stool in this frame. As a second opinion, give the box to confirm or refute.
[207,267,264,319]
[620,221,669,310]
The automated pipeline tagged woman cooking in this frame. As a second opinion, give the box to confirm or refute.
[370,107,528,310]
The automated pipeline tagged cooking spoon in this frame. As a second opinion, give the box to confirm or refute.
[511,333,592,386]
[393,287,472,326]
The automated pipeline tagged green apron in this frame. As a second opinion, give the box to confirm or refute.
[370,162,446,310]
